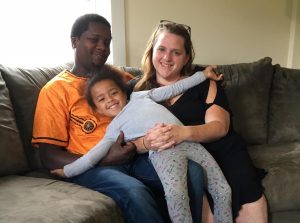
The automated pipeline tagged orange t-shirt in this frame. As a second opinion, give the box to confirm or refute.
[32,69,133,155]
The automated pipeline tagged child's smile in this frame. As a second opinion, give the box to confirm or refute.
[91,79,127,118]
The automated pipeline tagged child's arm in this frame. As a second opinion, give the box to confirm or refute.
[149,71,206,102]
[62,139,114,178]
[149,66,222,102]
[51,132,136,178]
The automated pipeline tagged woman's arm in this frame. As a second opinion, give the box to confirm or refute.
[145,80,230,150]
[131,136,163,153]
[181,80,230,142]
[174,103,230,143]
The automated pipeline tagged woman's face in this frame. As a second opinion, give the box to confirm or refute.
[152,32,189,85]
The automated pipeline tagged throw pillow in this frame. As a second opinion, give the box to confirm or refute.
[0,63,73,170]
[268,65,300,143]
[0,72,28,176]
[216,57,274,145]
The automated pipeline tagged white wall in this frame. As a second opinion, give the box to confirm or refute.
[124,0,300,68]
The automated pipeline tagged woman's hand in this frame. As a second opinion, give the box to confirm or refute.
[131,137,151,153]
[164,124,188,145]
[145,123,188,152]
[50,169,66,178]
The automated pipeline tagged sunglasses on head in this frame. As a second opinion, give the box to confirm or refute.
[158,19,191,36]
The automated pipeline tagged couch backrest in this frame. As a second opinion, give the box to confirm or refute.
[268,64,300,143]
[2,58,298,174]
[0,63,73,170]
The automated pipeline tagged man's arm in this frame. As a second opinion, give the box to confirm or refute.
[39,132,137,171]
[39,144,80,170]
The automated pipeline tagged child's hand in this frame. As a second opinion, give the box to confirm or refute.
[50,169,66,178]
[203,65,223,81]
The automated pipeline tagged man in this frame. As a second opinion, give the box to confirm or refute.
[32,14,204,223]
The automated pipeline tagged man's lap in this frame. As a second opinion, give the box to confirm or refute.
[68,159,168,223]
[68,153,205,223]
[69,164,144,192]
[68,153,204,192]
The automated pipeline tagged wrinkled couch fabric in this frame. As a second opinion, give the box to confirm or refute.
[0,57,299,223]
[0,176,124,223]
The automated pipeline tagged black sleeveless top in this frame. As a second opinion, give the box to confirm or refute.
[164,79,247,157]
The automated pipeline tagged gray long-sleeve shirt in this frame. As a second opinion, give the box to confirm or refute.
[64,71,206,177]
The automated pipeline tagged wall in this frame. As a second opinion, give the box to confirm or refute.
[292,0,300,68]
[124,0,300,68]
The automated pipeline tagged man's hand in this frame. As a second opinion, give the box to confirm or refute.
[100,131,137,166]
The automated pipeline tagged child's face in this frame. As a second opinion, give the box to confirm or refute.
[91,79,127,117]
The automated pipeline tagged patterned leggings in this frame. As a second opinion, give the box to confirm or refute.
[149,142,232,223]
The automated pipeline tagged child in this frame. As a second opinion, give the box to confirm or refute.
[52,65,232,223]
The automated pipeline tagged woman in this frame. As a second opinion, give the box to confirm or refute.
[134,20,268,223]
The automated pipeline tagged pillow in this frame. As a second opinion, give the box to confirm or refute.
[0,72,28,176]
[268,65,300,143]
[0,63,73,170]
[216,57,274,145]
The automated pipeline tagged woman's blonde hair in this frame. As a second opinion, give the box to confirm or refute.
[134,20,195,91]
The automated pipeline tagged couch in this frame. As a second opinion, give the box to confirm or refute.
[0,57,299,223]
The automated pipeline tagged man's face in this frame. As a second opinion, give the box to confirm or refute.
[72,22,112,74]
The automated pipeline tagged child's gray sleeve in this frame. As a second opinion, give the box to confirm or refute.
[63,139,113,178]
[149,71,206,102]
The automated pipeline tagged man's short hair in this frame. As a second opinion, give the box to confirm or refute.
[71,14,111,38]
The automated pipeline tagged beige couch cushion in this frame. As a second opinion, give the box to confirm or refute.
[0,72,28,176]
[0,175,124,223]
[249,142,300,212]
